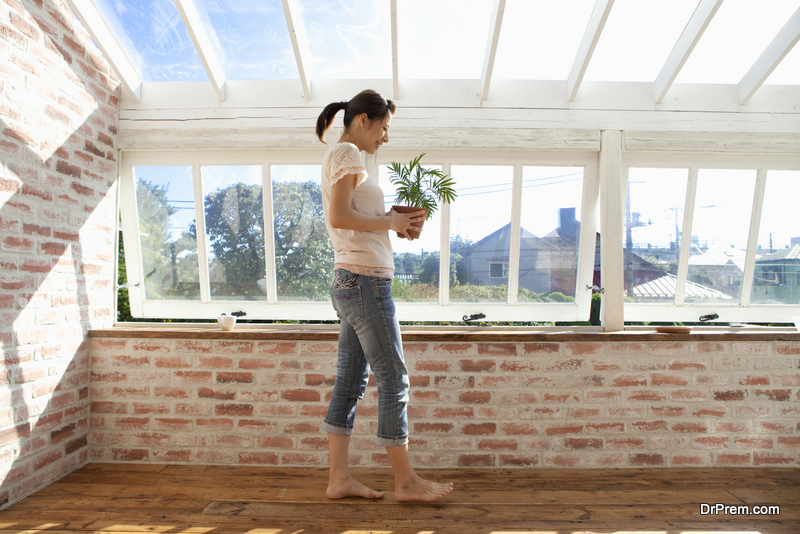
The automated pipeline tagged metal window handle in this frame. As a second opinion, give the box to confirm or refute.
[586,285,605,294]
[463,313,486,322]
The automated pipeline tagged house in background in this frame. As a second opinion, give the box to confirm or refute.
[752,241,800,304]
[686,246,746,298]
[462,208,667,298]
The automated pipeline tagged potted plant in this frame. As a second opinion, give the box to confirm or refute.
[388,153,457,239]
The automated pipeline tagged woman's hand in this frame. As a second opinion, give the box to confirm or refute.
[387,208,426,240]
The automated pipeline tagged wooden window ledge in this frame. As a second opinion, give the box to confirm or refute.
[90,325,800,342]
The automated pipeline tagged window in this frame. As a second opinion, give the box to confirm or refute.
[623,155,800,323]
[119,149,797,325]
[489,262,508,279]
[119,149,598,322]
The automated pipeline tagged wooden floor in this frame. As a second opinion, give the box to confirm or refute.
[0,463,798,534]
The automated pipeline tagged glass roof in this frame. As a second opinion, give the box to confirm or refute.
[676,0,800,84]
[202,0,297,80]
[94,0,207,82]
[493,0,595,80]
[398,0,494,79]
[302,0,392,79]
[583,0,700,82]
[78,0,800,87]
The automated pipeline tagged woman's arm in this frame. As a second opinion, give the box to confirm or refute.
[329,174,425,237]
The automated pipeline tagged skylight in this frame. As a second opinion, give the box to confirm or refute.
[493,0,595,80]
[583,0,700,82]
[202,0,297,80]
[676,0,800,84]
[94,0,208,82]
[398,0,494,79]
[301,0,392,79]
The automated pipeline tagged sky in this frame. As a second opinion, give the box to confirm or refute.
[93,0,800,84]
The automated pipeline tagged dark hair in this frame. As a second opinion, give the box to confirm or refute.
[316,89,395,143]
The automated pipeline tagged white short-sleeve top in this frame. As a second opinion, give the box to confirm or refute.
[321,142,394,275]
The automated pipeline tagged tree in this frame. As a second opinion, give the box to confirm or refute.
[272,181,334,300]
[135,179,195,300]
[203,183,265,297]
[201,180,334,301]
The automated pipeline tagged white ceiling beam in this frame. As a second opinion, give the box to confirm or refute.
[567,0,615,103]
[65,0,142,102]
[281,0,312,101]
[655,0,723,105]
[480,0,506,102]
[739,6,800,105]
[174,0,226,102]
[391,0,399,100]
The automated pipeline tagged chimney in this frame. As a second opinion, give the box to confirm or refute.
[558,207,578,241]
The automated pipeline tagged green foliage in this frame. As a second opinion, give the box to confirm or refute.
[116,230,133,322]
[201,180,334,300]
[388,153,457,221]
[272,181,334,300]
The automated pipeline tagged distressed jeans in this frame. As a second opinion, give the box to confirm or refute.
[322,269,410,447]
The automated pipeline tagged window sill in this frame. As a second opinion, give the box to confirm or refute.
[90,323,800,342]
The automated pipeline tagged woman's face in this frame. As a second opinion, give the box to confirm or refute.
[360,112,392,154]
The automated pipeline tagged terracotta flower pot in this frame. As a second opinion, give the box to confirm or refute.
[392,205,428,239]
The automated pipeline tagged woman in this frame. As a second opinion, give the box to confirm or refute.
[316,90,453,502]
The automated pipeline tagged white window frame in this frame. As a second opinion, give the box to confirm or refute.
[119,148,599,323]
[622,151,800,324]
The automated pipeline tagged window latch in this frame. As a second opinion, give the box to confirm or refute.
[699,313,719,322]
[463,313,486,323]
[586,285,604,294]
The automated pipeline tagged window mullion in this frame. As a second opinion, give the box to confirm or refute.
[740,168,767,307]
[507,163,523,306]
[675,167,698,307]
[263,164,278,304]
[193,163,211,303]
[439,163,451,306]
[599,130,624,331]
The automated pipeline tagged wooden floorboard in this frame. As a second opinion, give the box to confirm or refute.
[0,464,797,534]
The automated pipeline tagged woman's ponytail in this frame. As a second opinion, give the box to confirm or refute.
[316,101,348,143]
[316,90,395,144]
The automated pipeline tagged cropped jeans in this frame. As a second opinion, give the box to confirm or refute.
[322,269,410,447]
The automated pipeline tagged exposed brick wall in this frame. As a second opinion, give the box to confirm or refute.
[89,337,800,469]
[0,0,119,508]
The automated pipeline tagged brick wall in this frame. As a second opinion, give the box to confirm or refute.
[89,336,800,469]
[0,0,118,508]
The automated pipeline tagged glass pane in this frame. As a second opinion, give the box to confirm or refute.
[134,166,200,300]
[450,165,514,303]
[494,0,595,80]
[518,167,584,303]
[399,0,494,79]
[271,165,332,302]
[751,170,800,305]
[93,0,208,82]
[626,168,689,303]
[200,0,297,80]
[584,0,699,82]
[676,0,800,84]
[381,163,443,303]
[202,166,266,301]
[685,169,756,304]
[300,0,391,79]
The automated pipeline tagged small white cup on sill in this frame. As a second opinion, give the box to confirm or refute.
[218,314,236,331]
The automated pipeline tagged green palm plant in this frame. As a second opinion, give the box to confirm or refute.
[388,153,456,221]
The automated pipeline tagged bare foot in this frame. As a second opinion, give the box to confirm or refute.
[326,475,386,500]
[395,475,454,502]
